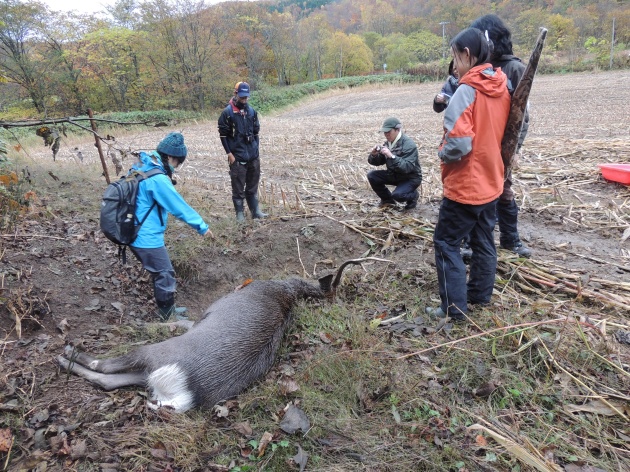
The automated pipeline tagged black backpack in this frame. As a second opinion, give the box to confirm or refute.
[100,168,164,263]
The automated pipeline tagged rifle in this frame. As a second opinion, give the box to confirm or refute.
[501,27,548,175]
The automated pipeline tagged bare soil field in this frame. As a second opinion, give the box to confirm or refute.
[1,70,629,472]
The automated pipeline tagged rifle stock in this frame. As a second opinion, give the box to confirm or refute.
[501,27,548,174]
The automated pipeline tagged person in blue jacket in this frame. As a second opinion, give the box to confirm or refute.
[130,132,212,320]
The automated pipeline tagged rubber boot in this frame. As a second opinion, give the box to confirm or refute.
[246,195,267,219]
[498,199,531,258]
[233,198,246,223]
[157,299,188,321]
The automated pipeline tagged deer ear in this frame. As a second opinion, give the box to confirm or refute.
[318,274,334,293]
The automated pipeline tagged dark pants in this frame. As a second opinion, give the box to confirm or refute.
[433,198,498,316]
[367,170,420,204]
[130,246,176,308]
[230,158,260,201]
[497,168,519,247]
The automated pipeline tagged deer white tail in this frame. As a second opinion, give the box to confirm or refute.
[147,364,195,412]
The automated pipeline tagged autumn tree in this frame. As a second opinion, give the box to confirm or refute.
[406,30,444,62]
[0,0,49,113]
[513,8,550,51]
[76,27,146,111]
[546,14,579,52]
[359,0,395,36]
[39,12,92,114]
[140,0,228,110]
[261,11,299,85]
[298,13,332,81]
[223,4,272,89]
[106,0,140,29]
[324,32,373,77]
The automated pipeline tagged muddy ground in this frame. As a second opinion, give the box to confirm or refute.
[1,70,629,471]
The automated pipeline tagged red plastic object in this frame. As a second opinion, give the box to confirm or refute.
[599,164,630,185]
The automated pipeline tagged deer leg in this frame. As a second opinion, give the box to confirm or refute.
[57,355,146,390]
[154,320,195,331]
[63,345,143,374]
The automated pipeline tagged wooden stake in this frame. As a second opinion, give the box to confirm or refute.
[88,108,110,185]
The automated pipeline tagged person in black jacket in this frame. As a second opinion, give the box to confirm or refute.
[470,14,531,258]
[218,81,267,223]
[433,60,459,114]
[367,117,422,210]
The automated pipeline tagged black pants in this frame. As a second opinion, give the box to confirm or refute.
[230,158,260,201]
[433,198,498,316]
[367,170,420,203]
[497,168,519,246]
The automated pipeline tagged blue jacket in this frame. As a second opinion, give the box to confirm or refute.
[130,151,209,248]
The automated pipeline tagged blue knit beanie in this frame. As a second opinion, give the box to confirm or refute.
[157,132,187,160]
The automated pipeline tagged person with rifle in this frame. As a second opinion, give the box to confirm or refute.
[471,14,532,258]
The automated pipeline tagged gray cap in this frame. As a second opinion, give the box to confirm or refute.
[380,117,402,132]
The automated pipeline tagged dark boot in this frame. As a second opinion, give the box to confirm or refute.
[157,298,188,321]
[404,190,419,210]
[233,198,245,223]
[246,195,267,219]
[497,199,531,258]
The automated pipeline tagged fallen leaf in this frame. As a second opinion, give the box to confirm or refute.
[84,298,102,311]
[292,444,309,472]
[475,435,488,447]
[319,332,333,343]
[111,302,124,312]
[278,378,300,394]
[56,319,69,334]
[151,448,168,459]
[257,431,273,457]
[564,465,607,472]
[280,404,310,434]
[0,428,13,452]
[70,438,87,459]
[233,422,253,437]
[621,226,630,244]
[565,400,628,417]
[391,405,401,424]
[473,382,497,398]
[214,405,229,418]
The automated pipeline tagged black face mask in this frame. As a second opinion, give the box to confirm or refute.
[234,99,246,110]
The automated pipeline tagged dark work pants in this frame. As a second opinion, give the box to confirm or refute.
[463,173,520,248]
[497,168,519,247]
[130,246,176,307]
[230,158,260,202]
[433,198,498,316]
[367,170,420,203]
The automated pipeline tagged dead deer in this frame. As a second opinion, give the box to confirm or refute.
[56,258,390,412]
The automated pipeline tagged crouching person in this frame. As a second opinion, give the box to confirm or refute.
[131,132,212,320]
[367,117,422,211]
